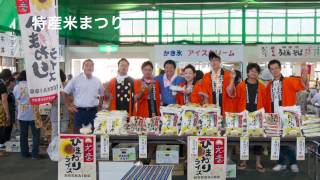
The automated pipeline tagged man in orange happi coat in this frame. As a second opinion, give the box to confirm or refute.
[107,58,136,116]
[266,59,308,173]
[200,51,236,115]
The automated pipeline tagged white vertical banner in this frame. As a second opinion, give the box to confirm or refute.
[139,135,147,159]
[16,0,59,105]
[270,137,280,160]
[240,137,249,160]
[100,135,109,160]
[296,137,306,160]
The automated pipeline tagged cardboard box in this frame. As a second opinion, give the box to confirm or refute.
[226,164,237,178]
[112,143,137,161]
[156,145,179,164]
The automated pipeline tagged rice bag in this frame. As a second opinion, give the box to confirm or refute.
[144,116,161,135]
[246,109,265,137]
[160,106,182,135]
[225,112,245,136]
[179,106,201,136]
[280,106,302,137]
[264,113,281,137]
[128,116,144,135]
[93,111,109,135]
[108,110,128,135]
[199,107,221,136]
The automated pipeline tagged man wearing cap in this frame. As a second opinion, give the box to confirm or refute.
[199,51,236,115]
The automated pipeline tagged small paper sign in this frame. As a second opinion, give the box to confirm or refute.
[139,135,147,158]
[189,136,198,156]
[271,137,280,160]
[100,135,109,160]
[240,137,249,160]
[296,137,305,160]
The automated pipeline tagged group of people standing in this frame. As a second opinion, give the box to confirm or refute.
[63,50,308,173]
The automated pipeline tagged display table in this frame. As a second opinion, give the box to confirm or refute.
[108,135,320,146]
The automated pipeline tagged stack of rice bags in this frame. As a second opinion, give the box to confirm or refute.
[94,110,128,135]
[301,115,320,137]
[199,104,222,136]
[179,104,201,136]
[143,116,161,135]
[160,105,182,135]
[93,111,109,135]
[225,111,246,136]
[128,116,145,135]
[246,109,266,137]
[280,106,302,137]
[264,113,281,137]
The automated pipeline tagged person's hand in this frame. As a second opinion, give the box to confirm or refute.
[231,67,236,80]
[67,104,78,113]
[183,88,192,95]
[6,114,10,123]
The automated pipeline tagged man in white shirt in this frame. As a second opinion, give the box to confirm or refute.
[63,59,103,133]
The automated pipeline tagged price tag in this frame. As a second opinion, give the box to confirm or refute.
[240,137,249,160]
[296,137,305,160]
[100,135,109,160]
[188,136,198,156]
[139,135,147,158]
[270,137,280,160]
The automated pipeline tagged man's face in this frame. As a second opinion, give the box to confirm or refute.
[210,58,221,71]
[247,68,259,80]
[269,63,281,78]
[83,61,94,75]
[164,64,175,77]
[118,61,129,75]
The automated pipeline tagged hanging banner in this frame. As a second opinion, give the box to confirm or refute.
[187,136,227,180]
[16,0,59,105]
[0,32,23,58]
[258,44,320,59]
[155,45,244,65]
[59,134,96,180]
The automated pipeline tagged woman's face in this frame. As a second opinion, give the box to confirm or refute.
[142,65,153,79]
[184,68,195,82]
[7,81,15,91]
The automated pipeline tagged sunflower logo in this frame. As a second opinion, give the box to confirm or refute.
[60,140,75,157]
[31,0,53,11]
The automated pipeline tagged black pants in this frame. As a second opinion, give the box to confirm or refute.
[0,125,13,144]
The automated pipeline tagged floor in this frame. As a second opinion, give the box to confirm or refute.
[0,152,315,180]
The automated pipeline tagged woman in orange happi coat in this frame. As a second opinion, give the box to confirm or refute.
[176,64,201,105]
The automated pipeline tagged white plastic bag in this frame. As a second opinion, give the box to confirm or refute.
[47,136,59,161]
